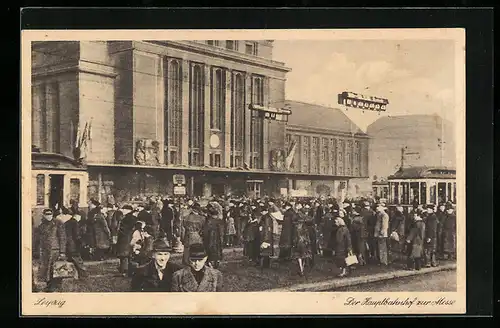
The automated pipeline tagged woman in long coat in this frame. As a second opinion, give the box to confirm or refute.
[291,204,314,276]
[181,203,205,266]
[441,204,456,260]
[333,217,352,277]
[202,208,224,269]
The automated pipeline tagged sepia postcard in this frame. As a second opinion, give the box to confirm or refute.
[21,28,466,316]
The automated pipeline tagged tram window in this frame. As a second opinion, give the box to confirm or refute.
[36,174,45,205]
[70,178,81,203]
[430,184,436,204]
[437,182,446,204]
[393,182,399,204]
[410,182,419,205]
[402,182,410,204]
[420,182,427,205]
[447,183,452,202]
[382,187,389,199]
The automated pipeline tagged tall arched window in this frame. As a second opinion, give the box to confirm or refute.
[211,68,225,130]
[231,73,245,167]
[250,76,264,169]
[189,63,204,166]
[164,58,182,165]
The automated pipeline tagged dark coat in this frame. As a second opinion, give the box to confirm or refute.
[64,218,84,255]
[441,212,456,253]
[349,215,366,255]
[34,218,67,282]
[279,208,296,249]
[424,213,439,251]
[172,266,224,292]
[182,210,205,265]
[321,212,336,250]
[390,211,406,238]
[137,210,152,226]
[109,210,123,238]
[202,217,224,262]
[130,260,183,292]
[361,208,376,238]
[407,219,426,258]
[258,213,275,257]
[116,212,137,257]
[85,208,111,249]
[333,225,352,259]
[291,212,313,259]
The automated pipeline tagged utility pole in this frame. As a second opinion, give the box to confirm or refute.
[437,118,446,167]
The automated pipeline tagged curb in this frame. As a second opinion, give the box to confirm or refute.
[83,247,244,267]
[266,263,457,292]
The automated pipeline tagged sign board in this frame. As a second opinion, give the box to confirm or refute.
[338,91,389,111]
[250,104,292,122]
[280,188,288,196]
[289,189,308,197]
[173,174,186,185]
[173,186,186,195]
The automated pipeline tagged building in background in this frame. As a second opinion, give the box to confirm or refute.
[31,40,291,202]
[283,100,370,199]
[366,114,456,180]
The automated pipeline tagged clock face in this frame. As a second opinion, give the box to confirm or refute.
[210,134,220,148]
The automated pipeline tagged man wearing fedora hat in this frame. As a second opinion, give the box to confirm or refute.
[131,238,182,292]
[172,243,223,292]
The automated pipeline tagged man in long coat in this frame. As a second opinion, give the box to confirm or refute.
[63,208,88,278]
[321,204,337,257]
[424,204,439,267]
[436,203,447,258]
[278,201,296,261]
[116,205,137,276]
[360,201,376,263]
[161,199,176,245]
[441,203,456,260]
[389,206,406,262]
[406,210,426,270]
[131,238,183,292]
[374,202,390,265]
[34,208,67,292]
[181,203,205,266]
[202,206,224,269]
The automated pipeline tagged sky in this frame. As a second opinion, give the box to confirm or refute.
[272,39,457,132]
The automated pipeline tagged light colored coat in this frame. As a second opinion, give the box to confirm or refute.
[374,211,389,238]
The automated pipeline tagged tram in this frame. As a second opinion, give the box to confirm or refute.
[387,166,456,208]
[31,150,89,226]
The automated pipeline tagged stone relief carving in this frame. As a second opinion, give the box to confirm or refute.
[269,148,286,172]
[135,139,160,165]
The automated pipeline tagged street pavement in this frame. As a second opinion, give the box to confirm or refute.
[331,269,457,292]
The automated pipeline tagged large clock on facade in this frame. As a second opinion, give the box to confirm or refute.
[210,134,220,148]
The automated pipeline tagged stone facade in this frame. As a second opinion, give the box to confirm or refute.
[32,40,292,201]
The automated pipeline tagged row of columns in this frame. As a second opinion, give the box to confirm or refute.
[160,57,269,169]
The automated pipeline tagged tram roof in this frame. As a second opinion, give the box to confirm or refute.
[31,152,87,171]
[388,166,456,180]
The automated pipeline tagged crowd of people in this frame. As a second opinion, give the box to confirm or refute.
[33,194,457,292]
